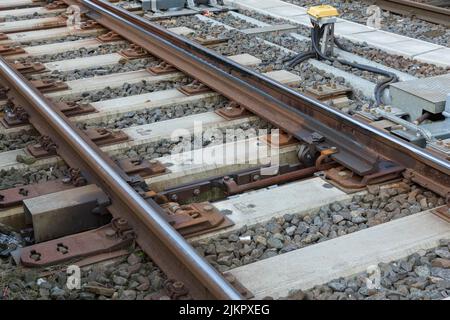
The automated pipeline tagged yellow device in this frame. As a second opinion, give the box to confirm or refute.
[307,5,339,20]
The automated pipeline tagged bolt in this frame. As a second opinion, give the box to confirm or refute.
[105,229,116,238]
[172,281,185,291]
[223,176,230,181]
[203,204,213,211]
[252,174,260,181]
[170,194,178,201]
[193,188,200,196]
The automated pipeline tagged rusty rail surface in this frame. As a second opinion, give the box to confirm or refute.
[376,0,450,26]
[77,0,449,199]
[0,57,242,300]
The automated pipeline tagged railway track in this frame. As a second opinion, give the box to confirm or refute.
[376,0,450,26]
[0,0,449,301]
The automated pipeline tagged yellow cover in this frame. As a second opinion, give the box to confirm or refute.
[307,5,339,19]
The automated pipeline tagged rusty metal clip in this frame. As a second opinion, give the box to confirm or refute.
[177,80,212,96]
[162,202,233,237]
[11,61,46,75]
[63,168,88,187]
[45,0,66,10]
[1,102,29,127]
[20,218,135,267]
[215,101,251,120]
[96,31,123,43]
[119,44,149,59]
[164,280,191,300]
[30,79,69,93]
[117,158,167,178]
[83,128,129,146]
[147,61,177,75]
[0,45,25,56]
[80,20,100,30]
[26,135,57,158]
[53,101,96,117]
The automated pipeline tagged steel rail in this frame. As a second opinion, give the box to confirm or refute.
[78,0,449,197]
[376,0,450,26]
[0,57,242,300]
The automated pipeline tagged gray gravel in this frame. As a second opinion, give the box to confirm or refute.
[0,131,38,153]
[0,250,168,300]
[193,183,443,272]
[0,165,70,191]
[286,239,450,300]
[31,58,155,82]
[284,0,449,46]
[58,77,191,103]
[20,43,129,64]
[87,95,228,129]
[110,118,270,161]
[1,12,61,22]
[21,34,99,47]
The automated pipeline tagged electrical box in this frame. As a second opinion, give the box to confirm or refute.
[390,73,450,121]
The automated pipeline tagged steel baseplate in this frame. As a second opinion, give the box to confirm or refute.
[0,169,86,208]
[162,202,234,237]
[324,161,404,192]
[20,218,135,267]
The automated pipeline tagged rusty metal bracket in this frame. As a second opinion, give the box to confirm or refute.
[26,135,58,158]
[83,128,129,146]
[30,79,69,93]
[149,280,192,300]
[117,158,167,178]
[0,169,86,208]
[325,161,405,191]
[54,101,96,117]
[222,165,320,195]
[161,202,233,238]
[80,20,100,30]
[261,131,298,147]
[178,80,212,96]
[1,101,29,127]
[305,83,352,101]
[0,45,26,56]
[215,101,251,120]
[147,61,177,75]
[45,0,67,10]
[96,31,123,43]
[159,163,322,204]
[20,218,135,267]
[11,62,47,75]
[119,44,150,59]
